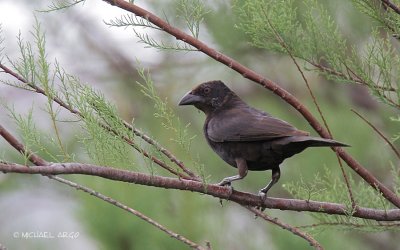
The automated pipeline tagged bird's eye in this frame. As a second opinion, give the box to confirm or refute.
[203,87,211,94]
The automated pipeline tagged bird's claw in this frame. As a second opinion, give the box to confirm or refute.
[256,190,267,212]
[258,190,267,198]
[218,181,234,207]
[217,179,232,187]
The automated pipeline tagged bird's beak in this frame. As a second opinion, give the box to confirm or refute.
[178,91,202,106]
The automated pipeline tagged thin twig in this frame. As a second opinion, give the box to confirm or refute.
[261,8,356,208]
[246,206,323,250]
[0,124,206,250]
[351,109,400,160]
[53,176,207,250]
[309,61,397,92]
[99,0,400,208]
[122,121,199,180]
[0,62,196,180]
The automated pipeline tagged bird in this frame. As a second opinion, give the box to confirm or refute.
[178,80,348,196]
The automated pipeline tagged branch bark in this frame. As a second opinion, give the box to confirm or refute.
[0,124,206,249]
[100,0,400,208]
[381,0,400,15]
[0,62,197,180]
[0,161,399,221]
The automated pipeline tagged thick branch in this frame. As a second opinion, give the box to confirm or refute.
[381,0,400,15]
[0,124,205,249]
[100,0,400,208]
[1,161,399,221]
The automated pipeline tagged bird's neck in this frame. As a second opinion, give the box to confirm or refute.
[221,93,248,109]
[203,93,246,116]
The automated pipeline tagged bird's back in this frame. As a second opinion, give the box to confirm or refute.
[204,104,347,171]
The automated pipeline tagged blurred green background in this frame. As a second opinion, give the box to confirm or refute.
[0,1,399,249]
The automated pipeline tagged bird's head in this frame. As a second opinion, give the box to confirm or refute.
[179,80,236,114]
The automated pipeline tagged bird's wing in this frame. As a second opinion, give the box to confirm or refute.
[207,107,309,142]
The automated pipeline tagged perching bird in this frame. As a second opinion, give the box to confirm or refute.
[179,80,348,196]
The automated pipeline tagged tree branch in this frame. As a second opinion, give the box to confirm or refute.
[296,221,400,229]
[0,124,206,249]
[0,62,197,180]
[53,176,207,250]
[0,161,399,221]
[100,0,400,208]
[247,206,323,250]
[261,8,356,208]
[380,0,400,15]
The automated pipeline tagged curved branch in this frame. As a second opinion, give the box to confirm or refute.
[53,176,207,250]
[247,206,323,250]
[0,124,206,249]
[0,161,399,221]
[100,0,400,208]
[0,62,197,180]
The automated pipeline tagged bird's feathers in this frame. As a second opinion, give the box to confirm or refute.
[207,106,309,142]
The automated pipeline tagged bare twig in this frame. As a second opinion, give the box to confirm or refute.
[53,176,207,250]
[122,121,199,180]
[308,61,398,92]
[0,62,197,180]
[0,124,206,249]
[99,0,400,208]
[351,109,400,160]
[246,206,323,250]
[261,8,356,208]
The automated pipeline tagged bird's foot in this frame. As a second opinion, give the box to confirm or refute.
[217,181,234,207]
[217,179,232,187]
[217,180,234,196]
[256,190,268,212]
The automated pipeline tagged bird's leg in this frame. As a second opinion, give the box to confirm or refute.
[259,167,281,196]
[256,168,281,212]
[217,158,248,187]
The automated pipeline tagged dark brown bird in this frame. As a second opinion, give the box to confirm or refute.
[179,80,348,196]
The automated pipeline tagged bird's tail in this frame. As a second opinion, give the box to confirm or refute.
[290,136,349,147]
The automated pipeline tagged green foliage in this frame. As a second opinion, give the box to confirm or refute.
[351,0,400,36]
[236,0,304,54]
[4,105,58,164]
[136,65,208,182]
[284,166,398,232]
[360,30,400,108]
[105,0,208,51]
[391,116,400,143]
[2,1,400,249]
[41,0,85,12]
[235,0,400,109]
[176,0,209,39]
[2,21,161,172]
